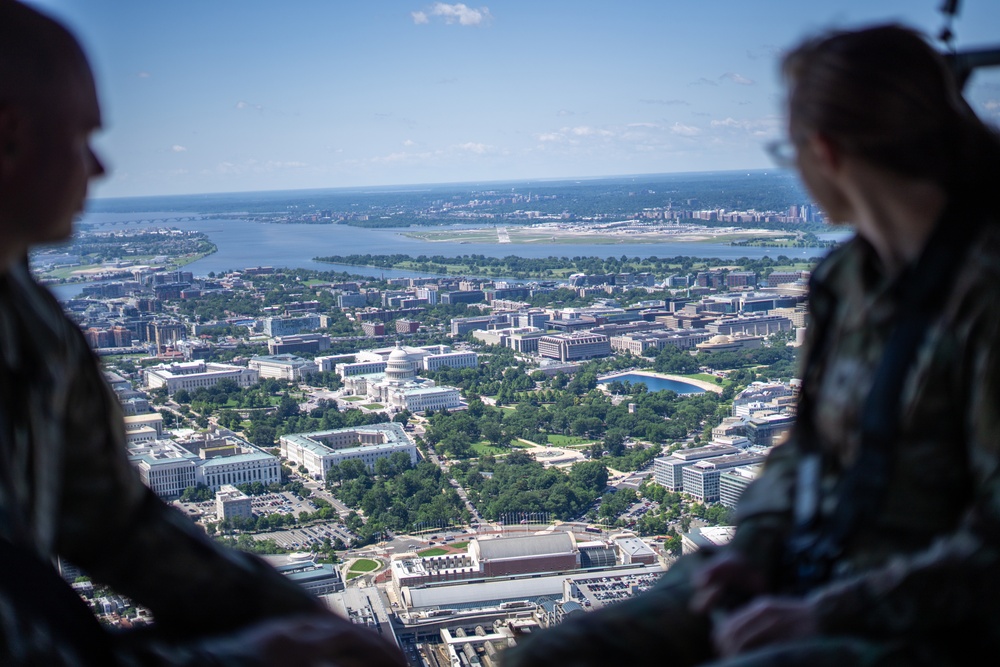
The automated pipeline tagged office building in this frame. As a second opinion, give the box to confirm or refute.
[719,465,762,509]
[144,361,258,395]
[706,314,792,337]
[537,333,611,362]
[215,484,253,521]
[267,333,332,355]
[682,452,766,502]
[276,560,345,596]
[263,314,322,337]
[652,444,740,492]
[248,354,318,381]
[280,422,417,479]
[610,328,711,355]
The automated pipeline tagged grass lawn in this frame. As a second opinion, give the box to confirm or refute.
[362,403,385,410]
[417,548,449,558]
[546,434,595,447]
[342,396,365,402]
[346,558,381,579]
[471,441,508,456]
[681,373,722,383]
[451,541,469,550]
[679,372,733,388]
[510,440,531,448]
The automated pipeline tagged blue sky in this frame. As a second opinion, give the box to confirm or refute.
[27,0,1000,198]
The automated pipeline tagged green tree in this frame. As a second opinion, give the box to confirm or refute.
[569,460,609,494]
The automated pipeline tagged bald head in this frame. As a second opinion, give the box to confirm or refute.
[0,1,105,270]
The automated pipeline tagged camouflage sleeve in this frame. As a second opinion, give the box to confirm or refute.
[726,434,798,583]
[807,263,1000,640]
[54,336,324,640]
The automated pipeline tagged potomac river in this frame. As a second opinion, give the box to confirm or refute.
[52,212,847,299]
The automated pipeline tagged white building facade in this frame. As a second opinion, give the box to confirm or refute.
[248,354,318,381]
[144,361,258,395]
[280,422,417,479]
[127,436,280,499]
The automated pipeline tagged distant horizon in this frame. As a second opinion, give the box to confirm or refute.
[29,1,1000,199]
[88,167,787,205]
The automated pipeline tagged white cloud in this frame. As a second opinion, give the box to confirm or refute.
[136,71,151,79]
[235,100,265,111]
[983,99,1000,111]
[455,142,493,154]
[721,72,755,85]
[708,115,782,139]
[690,77,718,87]
[413,3,492,26]
[627,122,660,128]
[670,122,701,137]
[557,109,575,117]
[403,139,417,147]
[570,126,613,137]
[213,161,238,174]
[711,117,746,128]
[378,152,410,163]
[535,126,615,145]
[171,145,187,152]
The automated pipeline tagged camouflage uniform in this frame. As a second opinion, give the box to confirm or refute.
[0,263,323,665]
[503,219,1000,667]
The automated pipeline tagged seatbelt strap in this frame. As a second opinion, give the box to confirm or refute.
[789,203,982,588]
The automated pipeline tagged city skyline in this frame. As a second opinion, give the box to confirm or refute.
[28,0,1000,198]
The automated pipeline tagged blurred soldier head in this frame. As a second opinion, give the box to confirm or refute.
[0,1,106,268]
[780,24,1000,221]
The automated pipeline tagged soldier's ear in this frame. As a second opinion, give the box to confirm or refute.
[805,133,841,174]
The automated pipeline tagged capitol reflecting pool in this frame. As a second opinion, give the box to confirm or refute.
[603,373,705,394]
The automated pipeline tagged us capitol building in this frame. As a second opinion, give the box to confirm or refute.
[341,342,466,414]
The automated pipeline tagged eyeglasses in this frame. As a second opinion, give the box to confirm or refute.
[765,139,797,168]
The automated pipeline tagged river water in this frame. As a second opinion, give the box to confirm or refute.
[51,212,851,299]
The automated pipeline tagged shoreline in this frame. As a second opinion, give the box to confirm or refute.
[600,370,723,394]
[401,228,805,246]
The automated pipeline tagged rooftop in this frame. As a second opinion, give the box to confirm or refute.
[474,532,575,561]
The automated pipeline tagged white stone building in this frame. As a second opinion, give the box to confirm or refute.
[127,435,280,499]
[342,343,463,414]
[248,354,318,381]
[216,484,253,521]
[280,422,417,479]
[144,361,258,395]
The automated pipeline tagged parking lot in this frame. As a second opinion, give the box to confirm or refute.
[249,491,316,517]
[254,521,357,550]
[573,571,665,609]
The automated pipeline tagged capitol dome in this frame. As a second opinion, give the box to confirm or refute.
[385,342,416,382]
